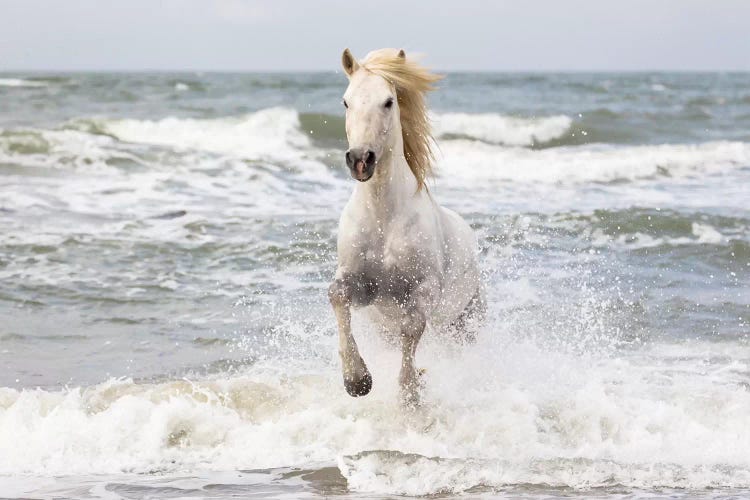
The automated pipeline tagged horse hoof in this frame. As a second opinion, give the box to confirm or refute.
[344,372,372,397]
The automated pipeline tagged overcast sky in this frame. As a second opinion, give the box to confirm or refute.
[1,0,749,72]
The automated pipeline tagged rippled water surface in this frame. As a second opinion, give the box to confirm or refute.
[0,72,749,498]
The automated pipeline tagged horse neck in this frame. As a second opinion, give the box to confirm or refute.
[354,132,420,223]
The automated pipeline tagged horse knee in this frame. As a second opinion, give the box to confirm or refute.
[400,307,426,362]
[328,280,350,308]
[402,305,426,336]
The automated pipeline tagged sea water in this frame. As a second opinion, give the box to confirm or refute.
[0,72,749,498]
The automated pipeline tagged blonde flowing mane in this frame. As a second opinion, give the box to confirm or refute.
[360,49,442,190]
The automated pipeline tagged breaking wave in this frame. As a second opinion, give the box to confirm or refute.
[1,335,749,494]
[99,107,313,162]
[0,78,47,88]
[2,108,749,194]
[433,112,573,146]
[438,140,750,184]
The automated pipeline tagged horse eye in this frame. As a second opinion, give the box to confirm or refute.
[384,98,394,109]
[342,99,348,109]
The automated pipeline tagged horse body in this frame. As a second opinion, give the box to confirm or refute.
[337,155,480,330]
[330,48,484,404]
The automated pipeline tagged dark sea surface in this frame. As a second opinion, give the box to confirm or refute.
[0,72,749,498]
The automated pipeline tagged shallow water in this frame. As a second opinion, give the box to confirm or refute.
[0,72,749,499]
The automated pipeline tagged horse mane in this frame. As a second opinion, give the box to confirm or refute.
[360,49,442,190]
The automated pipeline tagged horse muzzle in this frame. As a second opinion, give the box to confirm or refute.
[345,148,377,182]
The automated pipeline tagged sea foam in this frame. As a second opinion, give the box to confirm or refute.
[433,112,573,146]
[102,107,312,163]
[438,140,750,184]
[0,78,47,88]
[1,333,749,494]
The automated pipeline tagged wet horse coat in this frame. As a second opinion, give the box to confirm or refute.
[329,48,485,403]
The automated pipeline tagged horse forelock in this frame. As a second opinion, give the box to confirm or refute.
[359,49,443,190]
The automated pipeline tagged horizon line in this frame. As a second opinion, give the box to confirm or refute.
[3,68,750,74]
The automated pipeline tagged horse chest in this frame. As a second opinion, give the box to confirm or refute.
[359,255,426,309]
[339,206,435,307]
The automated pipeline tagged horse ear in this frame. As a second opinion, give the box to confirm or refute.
[397,49,406,60]
[341,48,359,77]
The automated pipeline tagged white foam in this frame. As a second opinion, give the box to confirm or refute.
[1,335,749,493]
[589,222,728,250]
[102,107,312,162]
[0,128,129,172]
[692,222,725,244]
[433,112,572,146]
[0,78,46,88]
[438,140,750,184]
[340,451,750,495]
[0,123,347,221]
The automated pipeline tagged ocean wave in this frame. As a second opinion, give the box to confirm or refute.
[168,79,206,92]
[4,109,750,190]
[475,209,750,262]
[299,113,346,147]
[0,124,345,221]
[0,128,144,173]
[1,108,326,173]
[438,140,750,184]
[564,208,749,249]
[295,110,623,150]
[590,221,727,250]
[0,129,52,155]
[0,78,47,88]
[1,336,749,492]
[99,107,313,162]
[340,451,750,495]
[298,111,576,150]
[433,112,573,146]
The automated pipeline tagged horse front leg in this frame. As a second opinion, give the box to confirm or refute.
[328,277,372,397]
[399,298,427,406]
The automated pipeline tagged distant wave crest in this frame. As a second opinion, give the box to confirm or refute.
[433,112,573,146]
[438,140,750,184]
[0,78,48,88]
[101,107,311,161]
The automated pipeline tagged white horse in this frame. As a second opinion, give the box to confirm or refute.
[329,48,485,404]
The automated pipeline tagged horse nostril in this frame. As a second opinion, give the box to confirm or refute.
[364,150,376,166]
[345,150,353,167]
